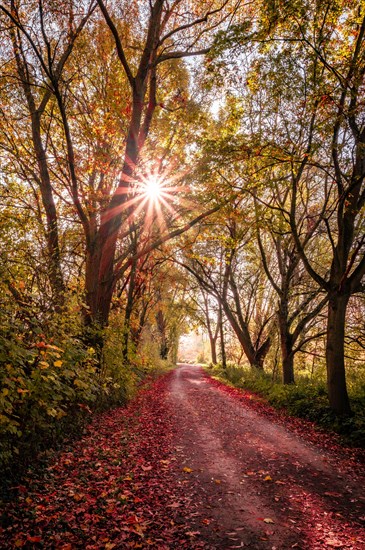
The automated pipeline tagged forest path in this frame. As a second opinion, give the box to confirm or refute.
[167,365,365,549]
[1,365,364,549]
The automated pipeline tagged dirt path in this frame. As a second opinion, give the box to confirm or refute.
[167,364,365,549]
[1,364,364,549]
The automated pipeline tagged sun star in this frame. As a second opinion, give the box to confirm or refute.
[144,176,162,202]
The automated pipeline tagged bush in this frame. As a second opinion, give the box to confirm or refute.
[0,324,101,480]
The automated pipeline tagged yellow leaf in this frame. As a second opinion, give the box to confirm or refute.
[183,467,193,473]
[2,388,9,397]
[39,361,49,369]
[54,360,63,367]
[264,475,272,481]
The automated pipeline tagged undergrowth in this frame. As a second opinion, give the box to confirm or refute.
[0,306,173,500]
[206,364,365,448]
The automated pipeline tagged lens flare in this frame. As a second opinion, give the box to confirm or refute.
[144,176,162,201]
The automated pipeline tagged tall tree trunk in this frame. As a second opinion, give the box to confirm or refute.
[221,300,266,369]
[219,303,227,368]
[209,334,218,364]
[122,257,138,362]
[278,306,295,384]
[282,350,295,385]
[85,237,102,324]
[326,292,351,416]
[10,26,66,308]
[95,0,163,325]
[156,309,169,359]
[203,294,219,365]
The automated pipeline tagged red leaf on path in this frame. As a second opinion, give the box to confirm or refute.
[27,535,42,542]
[126,514,140,524]
[325,539,344,548]
[168,502,181,508]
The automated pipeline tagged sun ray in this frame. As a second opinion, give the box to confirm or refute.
[102,160,192,243]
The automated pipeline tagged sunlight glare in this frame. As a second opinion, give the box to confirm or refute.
[145,176,162,202]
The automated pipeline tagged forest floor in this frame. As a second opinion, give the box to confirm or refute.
[1,364,365,549]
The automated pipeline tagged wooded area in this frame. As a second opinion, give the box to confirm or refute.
[0,0,365,475]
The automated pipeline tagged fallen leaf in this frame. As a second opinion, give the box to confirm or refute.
[263,518,275,524]
[324,540,344,548]
[183,467,193,473]
[27,535,42,543]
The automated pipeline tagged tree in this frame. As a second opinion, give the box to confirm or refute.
[285,2,365,415]
[91,0,243,325]
[180,205,274,369]
[202,0,365,414]
[0,0,96,307]
[255,195,328,384]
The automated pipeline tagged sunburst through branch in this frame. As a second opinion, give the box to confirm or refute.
[102,158,195,240]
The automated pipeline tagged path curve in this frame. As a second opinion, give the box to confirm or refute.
[167,364,365,549]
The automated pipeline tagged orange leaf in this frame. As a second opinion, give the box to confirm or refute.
[27,535,42,543]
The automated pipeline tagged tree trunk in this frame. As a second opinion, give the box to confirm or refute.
[202,292,219,365]
[209,334,218,364]
[278,308,295,384]
[156,309,169,359]
[326,292,351,416]
[219,304,227,368]
[122,257,138,362]
[282,351,295,385]
[11,30,65,307]
[85,237,102,324]
[30,112,65,305]
[254,339,270,370]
